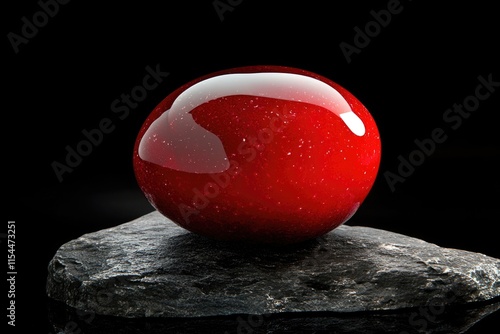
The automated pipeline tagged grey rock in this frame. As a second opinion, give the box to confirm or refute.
[46,211,500,318]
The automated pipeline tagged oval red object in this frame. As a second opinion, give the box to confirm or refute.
[133,65,381,244]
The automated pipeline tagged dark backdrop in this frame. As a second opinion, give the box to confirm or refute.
[4,0,499,332]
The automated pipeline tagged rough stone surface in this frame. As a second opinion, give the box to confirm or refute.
[46,211,500,318]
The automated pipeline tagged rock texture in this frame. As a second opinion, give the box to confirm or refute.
[46,211,500,318]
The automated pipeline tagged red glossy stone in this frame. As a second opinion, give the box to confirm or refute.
[133,65,381,244]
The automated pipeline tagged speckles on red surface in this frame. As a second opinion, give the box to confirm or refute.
[133,65,381,244]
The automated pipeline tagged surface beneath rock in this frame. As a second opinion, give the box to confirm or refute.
[47,298,500,334]
[46,211,500,318]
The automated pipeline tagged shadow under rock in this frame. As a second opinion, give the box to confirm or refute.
[47,296,500,334]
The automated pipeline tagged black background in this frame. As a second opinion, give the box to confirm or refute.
[4,0,499,333]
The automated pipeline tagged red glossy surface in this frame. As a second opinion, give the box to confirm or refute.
[133,66,381,244]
